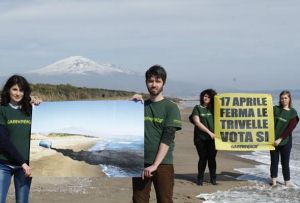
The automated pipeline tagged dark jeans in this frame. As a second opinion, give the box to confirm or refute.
[195,138,217,180]
[270,136,292,181]
[132,164,174,203]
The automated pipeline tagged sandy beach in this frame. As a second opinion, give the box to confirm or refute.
[6,107,257,203]
[30,135,104,177]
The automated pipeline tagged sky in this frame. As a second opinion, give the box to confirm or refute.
[31,100,144,138]
[0,0,299,91]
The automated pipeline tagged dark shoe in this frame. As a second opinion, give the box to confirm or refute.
[210,179,217,185]
[197,178,203,186]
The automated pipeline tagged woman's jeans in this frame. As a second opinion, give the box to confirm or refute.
[0,163,31,203]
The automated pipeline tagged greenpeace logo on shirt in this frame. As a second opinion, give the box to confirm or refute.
[145,117,181,125]
[7,119,31,125]
[173,119,181,124]
[200,113,212,117]
[276,117,287,122]
[145,116,164,123]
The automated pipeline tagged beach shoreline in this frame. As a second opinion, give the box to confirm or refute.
[29,134,104,177]
[172,107,257,202]
[6,107,257,203]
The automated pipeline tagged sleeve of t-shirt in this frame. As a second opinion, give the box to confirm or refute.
[165,102,182,130]
[189,105,199,124]
[0,107,6,125]
[191,105,200,117]
[0,124,26,166]
[280,117,299,139]
[161,127,176,146]
[273,105,280,119]
[280,110,299,140]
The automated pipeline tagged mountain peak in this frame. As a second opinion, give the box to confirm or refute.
[29,56,131,75]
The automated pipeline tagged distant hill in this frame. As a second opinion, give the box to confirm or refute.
[11,56,201,96]
[30,83,138,101]
[0,56,221,96]
[29,83,180,102]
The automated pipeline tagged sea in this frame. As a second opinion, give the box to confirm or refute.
[179,97,300,203]
[88,138,144,177]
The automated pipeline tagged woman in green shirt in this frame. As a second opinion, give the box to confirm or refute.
[0,75,33,203]
[190,89,217,186]
[270,90,299,187]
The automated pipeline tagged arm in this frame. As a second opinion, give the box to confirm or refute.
[142,127,176,179]
[142,143,169,179]
[192,115,215,139]
[0,125,25,165]
[0,125,31,177]
[275,116,299,146]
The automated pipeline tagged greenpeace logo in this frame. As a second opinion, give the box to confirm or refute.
[276,117,287,122]
[231,145,258,149]
[7,120,31,125]
[173,119,181,124]
[200,113,212,117]
[145,116,164,123]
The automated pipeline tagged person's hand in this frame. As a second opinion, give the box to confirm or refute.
[30,96,42,105]
[210,132,216,140]
[131,94,144,104]
[142,164,158,179]
[274,138,282,146]
[21,163,31,177]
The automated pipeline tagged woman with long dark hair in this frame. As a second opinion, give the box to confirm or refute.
[189,89,217,186]
[0,75,33,203]
[270,90,299,187]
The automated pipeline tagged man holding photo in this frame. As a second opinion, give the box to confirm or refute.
[132,65,182,203]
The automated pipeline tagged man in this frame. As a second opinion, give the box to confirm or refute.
[132,65,182,203]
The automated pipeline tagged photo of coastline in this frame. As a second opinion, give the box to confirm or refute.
[30,100,144,177]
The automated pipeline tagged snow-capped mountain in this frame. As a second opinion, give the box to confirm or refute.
[0,56,200,95]
[22,56,146,92]
[29,56,133,76]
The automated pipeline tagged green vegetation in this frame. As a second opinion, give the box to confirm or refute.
[30,83,141,101]
[1,82,180,102]
[47,133,80,137]
[47,133,97,138]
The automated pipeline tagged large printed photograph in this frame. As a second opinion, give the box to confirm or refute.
[30,100,144,177]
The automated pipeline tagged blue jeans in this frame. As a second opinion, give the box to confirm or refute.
[0,163,32,203]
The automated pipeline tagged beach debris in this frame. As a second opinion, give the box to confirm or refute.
[39,140,52,148]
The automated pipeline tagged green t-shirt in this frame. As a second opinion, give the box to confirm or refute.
[144,99,181,165]
[191,105,214,141]
[274,105,298,146]
[0,105,32,165]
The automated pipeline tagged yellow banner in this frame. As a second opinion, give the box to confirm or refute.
[214,93,275,151]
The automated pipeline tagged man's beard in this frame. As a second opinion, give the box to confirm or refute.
[147,86,163,96]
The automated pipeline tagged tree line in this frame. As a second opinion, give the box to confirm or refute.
[30,83,139,101]
[0,83,180,102]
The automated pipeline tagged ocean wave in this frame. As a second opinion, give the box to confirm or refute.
[197,185,300,203]
[198,141,300,202]
[100,164,140,177]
